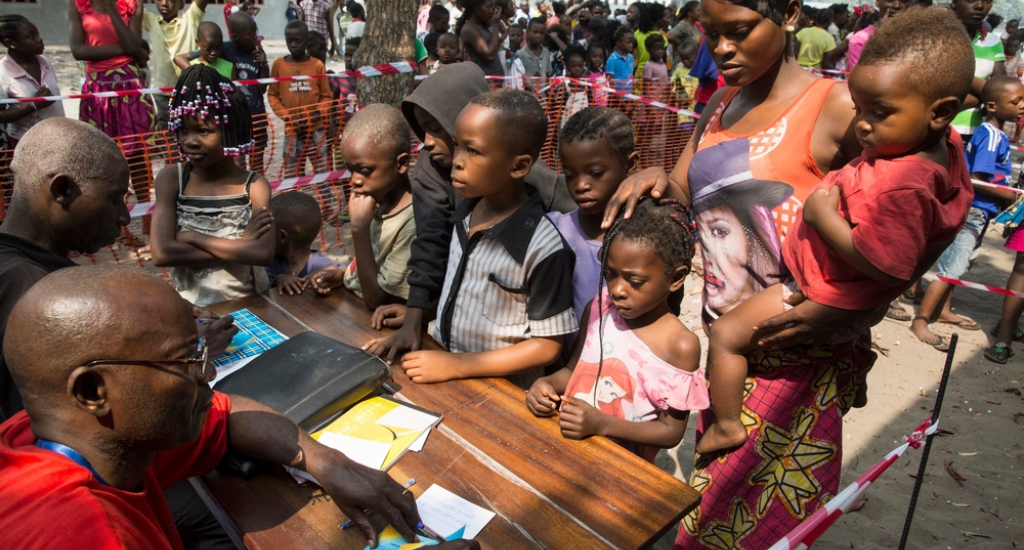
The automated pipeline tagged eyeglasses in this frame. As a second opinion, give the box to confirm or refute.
[83,338,212,381]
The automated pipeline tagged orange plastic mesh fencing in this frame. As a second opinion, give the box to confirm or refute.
[0,75,697,277]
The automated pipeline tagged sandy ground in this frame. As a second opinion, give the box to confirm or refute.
[39,42,1024,549]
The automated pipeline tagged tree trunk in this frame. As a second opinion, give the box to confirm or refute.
[353,0,418,106]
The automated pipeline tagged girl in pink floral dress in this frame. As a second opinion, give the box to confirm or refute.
[527,198,710,461]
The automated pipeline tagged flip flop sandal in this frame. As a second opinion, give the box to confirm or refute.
[900,289,922,305]
[989,327,1024,342]
[984,343,1015,364]
[885,301,913,322]
[937,316,981,331]
[927,335,951,352]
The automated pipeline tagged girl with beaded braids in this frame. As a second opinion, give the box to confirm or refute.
[527,197,709,462]
[151,64,276,307]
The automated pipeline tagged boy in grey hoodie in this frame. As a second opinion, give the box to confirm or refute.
[365,63,575,362]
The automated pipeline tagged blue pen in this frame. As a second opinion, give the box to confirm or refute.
[340,478,416,530]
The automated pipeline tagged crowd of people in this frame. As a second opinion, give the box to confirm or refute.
[0,0,1023,548]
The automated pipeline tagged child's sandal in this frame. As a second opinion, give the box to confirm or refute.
[984,343,1014,364]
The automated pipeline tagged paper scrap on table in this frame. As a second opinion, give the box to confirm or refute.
[417,485,495,539]
[407,428,430,452]
[362,525,466,550]
[376,406,440,433]
[318,432,391,470]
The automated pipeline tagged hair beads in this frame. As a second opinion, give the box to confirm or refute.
[169,65,253,157]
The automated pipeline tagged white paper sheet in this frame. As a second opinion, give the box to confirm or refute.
[317,432,392,470]
[407,428,430,452]
[416,485,495,539]
[211,355,257,387]
[375,406,439,432]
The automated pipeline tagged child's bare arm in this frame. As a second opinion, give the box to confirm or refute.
[348,193,394,310]
[802,187,901,285]
[559,400,690,448]
[400,336,564,384]
[973,175,1019,202]
[173,51,196,71]
[151,166,222,267]
[181,177,277,266]
[527,301,591,416]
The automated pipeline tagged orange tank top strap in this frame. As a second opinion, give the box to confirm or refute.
[693,77,839,239]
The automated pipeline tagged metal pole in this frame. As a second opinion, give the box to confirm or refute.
[897,332,957,550]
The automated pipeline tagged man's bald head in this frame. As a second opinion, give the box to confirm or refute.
[4,118,131,255]
[4,266,195,422]
[10,118,128,203]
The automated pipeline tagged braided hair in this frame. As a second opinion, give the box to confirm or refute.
[455,0,486,37]
[0,14,26,47]
[593,197,696,385]
[560,106,634,163]
[168,64,253,157]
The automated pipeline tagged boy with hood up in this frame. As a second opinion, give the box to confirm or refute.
[364,63,575,362]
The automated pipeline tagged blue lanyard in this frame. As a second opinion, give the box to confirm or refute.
[35,439,109,486]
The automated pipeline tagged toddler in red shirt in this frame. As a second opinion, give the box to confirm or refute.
[698,8,977,454]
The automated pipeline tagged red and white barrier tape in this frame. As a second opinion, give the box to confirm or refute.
[972,179,1024,194]
[0,62,416,105]
[770,417,938,550]
[483,75,701,117]
[128,169,351,218]
[923,272,1024,299]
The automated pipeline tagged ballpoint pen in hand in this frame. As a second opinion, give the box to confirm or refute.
[340,478,416,530]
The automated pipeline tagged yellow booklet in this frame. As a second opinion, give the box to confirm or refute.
[311,396,443,471]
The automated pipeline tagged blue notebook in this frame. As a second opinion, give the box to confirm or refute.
[211,309,287,372]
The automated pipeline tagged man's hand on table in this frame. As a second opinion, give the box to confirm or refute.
[305,445,422,548]
[193,306,237,358]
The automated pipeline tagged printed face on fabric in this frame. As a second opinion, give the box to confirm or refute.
[688,138,793,317]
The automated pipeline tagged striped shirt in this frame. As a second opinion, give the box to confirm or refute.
[432,193,578,388]
[952,31,1005,137]
[300,0,331,38]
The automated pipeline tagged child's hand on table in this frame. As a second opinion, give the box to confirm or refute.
[370,303,407,330]
[526,379,561,417]
[274,273,307,295]
[400,350,466,384]
[306,267,345,294]
[243,207,274,240]
[801,187,841,230]
[558,396,606,440]
[348,193,377,230]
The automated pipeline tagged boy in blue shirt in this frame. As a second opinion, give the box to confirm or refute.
[912,75,1024,352]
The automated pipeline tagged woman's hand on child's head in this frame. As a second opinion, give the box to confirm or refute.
[558,396,606,440]
[526,379,561,417]
[243,207,274,240]
[802,187,841,229]
[602,167,670,230]
[275,274,308,296]
[307,267,345,295]
[370,304,407,330]
[400,350,463,384]
[348,193,378,229]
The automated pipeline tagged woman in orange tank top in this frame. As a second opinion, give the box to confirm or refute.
[605,0,879,547]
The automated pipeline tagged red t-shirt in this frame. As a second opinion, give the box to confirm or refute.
[0,392,232,550]
[783,130,974,310]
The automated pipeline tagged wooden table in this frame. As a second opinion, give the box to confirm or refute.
[198,289,700,549]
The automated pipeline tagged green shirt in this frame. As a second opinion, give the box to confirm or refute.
[415,38,428,64]
[952,31,1005,137]
[633,30,669,79]
[796,26,836,68]
[190,56,234,79]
